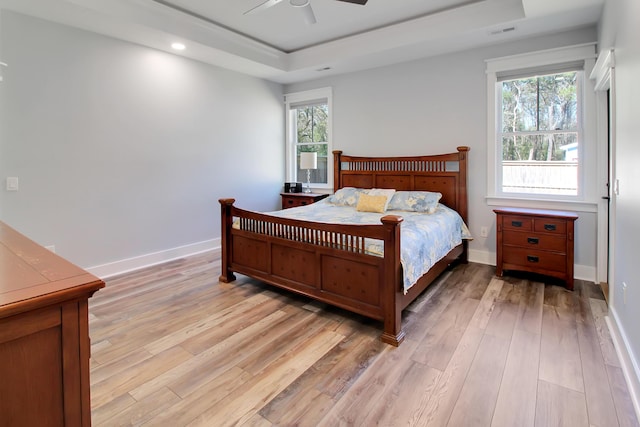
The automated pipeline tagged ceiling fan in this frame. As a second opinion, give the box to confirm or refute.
[244,0,368,25]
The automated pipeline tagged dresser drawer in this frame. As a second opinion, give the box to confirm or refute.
[502,215,533,231]
[503,231,567,253]
[533,218,567,235]
[503,247,567,273]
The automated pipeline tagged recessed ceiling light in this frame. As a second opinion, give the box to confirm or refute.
[171,43,186,51]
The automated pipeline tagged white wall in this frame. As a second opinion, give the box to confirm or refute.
[285,27,598,274]
[0,11,284,271]
[599,0,640,415]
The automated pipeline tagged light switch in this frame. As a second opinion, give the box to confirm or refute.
[6,177,18,191]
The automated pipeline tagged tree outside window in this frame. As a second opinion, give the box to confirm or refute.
[499,71,580,195]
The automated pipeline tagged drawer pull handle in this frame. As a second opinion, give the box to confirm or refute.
[287,200,294,204]
[544,224,556,231]
[511,221,523,227]
[527,237,539,244]
[527,255,539,263]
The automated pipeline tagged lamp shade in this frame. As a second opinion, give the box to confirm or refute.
[299,152,318,170]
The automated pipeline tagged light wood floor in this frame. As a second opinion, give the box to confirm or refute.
[89,252,639,426]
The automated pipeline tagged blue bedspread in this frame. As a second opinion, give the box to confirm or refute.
[263,199,472,293]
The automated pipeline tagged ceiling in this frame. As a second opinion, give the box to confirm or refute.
[0,0,603,84]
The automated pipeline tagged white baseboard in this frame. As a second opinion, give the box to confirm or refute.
[87,238,220,279]
[468,248,495,266]
[468,249,596,282]
[606,308,640,422]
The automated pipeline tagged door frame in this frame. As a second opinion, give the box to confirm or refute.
[591,49,615,300]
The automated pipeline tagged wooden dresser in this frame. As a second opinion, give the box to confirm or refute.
[0,222,104,426]
[280,192,329,209]
[494,207,578,290]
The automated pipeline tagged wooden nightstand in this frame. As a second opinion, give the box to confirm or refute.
[280,192,329,209]
[494,207,578,290]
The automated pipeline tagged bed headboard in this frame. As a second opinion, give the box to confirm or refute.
[333,146,470,223]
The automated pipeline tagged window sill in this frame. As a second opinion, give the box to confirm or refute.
[485,196,598,213]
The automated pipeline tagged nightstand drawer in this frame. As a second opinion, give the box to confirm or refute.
[533,218,566,235]
[503,247,567,273]
[502,215,533,231]
[284,198,307,208]
[503,232,567,253]
[280,193,328,209]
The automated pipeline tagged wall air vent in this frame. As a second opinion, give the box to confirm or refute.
[489,26,516,36]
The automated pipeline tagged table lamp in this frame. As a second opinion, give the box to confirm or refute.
[299,152,317,193]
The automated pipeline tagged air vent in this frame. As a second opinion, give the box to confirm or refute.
[489,26,516,36]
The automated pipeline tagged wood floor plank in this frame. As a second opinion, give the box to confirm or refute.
[129,310,290,401]
[141,366,253,426]
[491,329,540,427]
[590,298,620,368]
[102,386,181,426]
[91,345,192,410]
[142,292,275,355]
[575,295,619,427]
[91,391,136,426]
[372,360,442,427]
[467,277,504,330]
[259,323,382,425]
[515,280,545,334]
[316,339,420,426]
[606,364,640,427]
[414,325,485,426]
[535,380,589,427]
[539,304,584,393]
[185,330,344,427]
[447,333,511,427]
[412,297,479,369]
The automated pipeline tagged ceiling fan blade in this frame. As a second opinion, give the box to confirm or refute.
[244,0,284,15]
[289,0,316,24]
[335,0,368,4]
[300,3,317,24]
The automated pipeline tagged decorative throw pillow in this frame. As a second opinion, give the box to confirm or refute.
[367,188,396,211]
[388,191,442,213]
[356,193,389,213]
[327,187,366,207]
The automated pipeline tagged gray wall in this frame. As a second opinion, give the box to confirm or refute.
[0,11,284,269]
[599,0,640,394]
[285,27,598,271]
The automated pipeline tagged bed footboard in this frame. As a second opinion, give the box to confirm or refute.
[219,198,406,345]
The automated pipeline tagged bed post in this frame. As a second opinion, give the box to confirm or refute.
[333,150,343,193]
[219,198,237,283]
[380,215,405,346]
[457,146,470,263]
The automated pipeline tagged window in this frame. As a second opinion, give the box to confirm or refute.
[486,44,598,207]
[500,71,581,196]
[284,88,332,189]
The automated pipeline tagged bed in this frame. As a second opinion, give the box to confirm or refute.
[219,146,469,346]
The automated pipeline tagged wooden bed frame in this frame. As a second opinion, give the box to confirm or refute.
[219,146,469,346]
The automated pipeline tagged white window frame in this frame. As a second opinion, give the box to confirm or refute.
[485,43,598,212]
[284,87,333,190]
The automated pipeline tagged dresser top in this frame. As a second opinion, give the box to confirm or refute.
[0,221,104,318]
[493,207,578,220]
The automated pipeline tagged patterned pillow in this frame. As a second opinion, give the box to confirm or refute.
[327,187,366,207]
[388,191,442,213]
[367,188,396,211]
[356,193,389,213]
